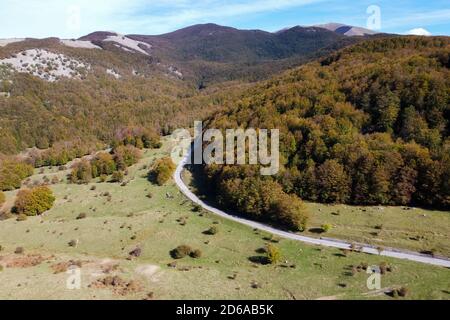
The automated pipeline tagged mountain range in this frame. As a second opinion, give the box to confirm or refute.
[1,23,384,85]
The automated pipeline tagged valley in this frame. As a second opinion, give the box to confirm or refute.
[0,139,449,300]
[0,21,449,301]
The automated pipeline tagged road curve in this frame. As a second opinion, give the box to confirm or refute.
[174,149,450,268]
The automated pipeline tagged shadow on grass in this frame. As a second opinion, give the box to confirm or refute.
[248,256,270,265]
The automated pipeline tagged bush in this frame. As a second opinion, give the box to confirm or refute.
[69,160,93,184]
[271,193,310,231]
[170,245,193,259]
[0,191,5,206]
[76,212,87,220]
[321,224,333,233]
[16,214,27,221]
[149,157,176,186]
[398,287,409,297]
[91,152,116,177]
[190,249,202,258]
[14,247,24,254]
[111,171,125,183]
[113,145,141,171]
[205,226,219,235]
[0,160,34,191]
[266,244,282,264]
[13,186,55,216]
[68,239,77,247]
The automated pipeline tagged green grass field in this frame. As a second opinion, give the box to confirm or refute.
[0,139,449,300]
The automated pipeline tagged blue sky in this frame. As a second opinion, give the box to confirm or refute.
[0,0,449,38]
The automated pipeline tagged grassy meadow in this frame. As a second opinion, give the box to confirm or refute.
[0,139,449,300]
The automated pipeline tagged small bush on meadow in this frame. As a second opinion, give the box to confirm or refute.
[321,224,333,233]
[170,245,193,259]
[69,160,93,184]
[266,244,282,264]
[190,249,202,258]
[149,157,176,186]
[205,226,219,235]
[16,214,28,221]
[12,186,55,216]
[76,212,87,220]
[111,171,124,183]
[0,191,5,206]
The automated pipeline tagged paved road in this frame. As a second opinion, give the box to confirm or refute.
[174,150,450,268]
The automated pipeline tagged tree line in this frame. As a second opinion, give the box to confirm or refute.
[203,37,450,227]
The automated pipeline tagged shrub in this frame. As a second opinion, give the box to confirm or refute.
[205,226,219,235]
[111,171,124,183]
[129,247,142,257]
[0,160,34,191]
[0,191,5,206]
[271,194,309,231]
[170,245,192,259]
[68,240,77,247]
[149,157,176,186]
[190,249,202,258]
[76,212,87,220]
[266,244,282,264]
[13,186,55,216]
[113,145,141,171]
[321,224,333,233]
[14,247,24,254]
[398,287,409,297]
[16,214,27,221]
[91,152,116,177]
[69,160,92,184]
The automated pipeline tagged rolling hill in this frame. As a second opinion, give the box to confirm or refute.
[202,36,450,219]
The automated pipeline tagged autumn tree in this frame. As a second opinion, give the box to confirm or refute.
[149,157,176,185]
[13,186,55,216]
[315,160,351,203]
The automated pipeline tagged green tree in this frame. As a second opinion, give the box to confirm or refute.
[266,244,281,264]
[13,186,55,216]
[91,152,116,177]
[150,157,176,186]
[69,160,93,184]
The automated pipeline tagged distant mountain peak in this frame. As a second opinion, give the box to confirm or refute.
[315,23,378,36]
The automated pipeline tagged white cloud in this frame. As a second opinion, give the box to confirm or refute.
[407,28,432,36]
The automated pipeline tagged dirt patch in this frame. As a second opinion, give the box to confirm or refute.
[0,254,49,268]
[51,260,83,274]
[90,275,142,296]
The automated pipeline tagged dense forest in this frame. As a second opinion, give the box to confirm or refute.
[203,37,450,218]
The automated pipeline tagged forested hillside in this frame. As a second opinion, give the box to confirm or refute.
[203,37,450,216]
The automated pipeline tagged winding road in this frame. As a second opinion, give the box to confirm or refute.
[174,149,450,268]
